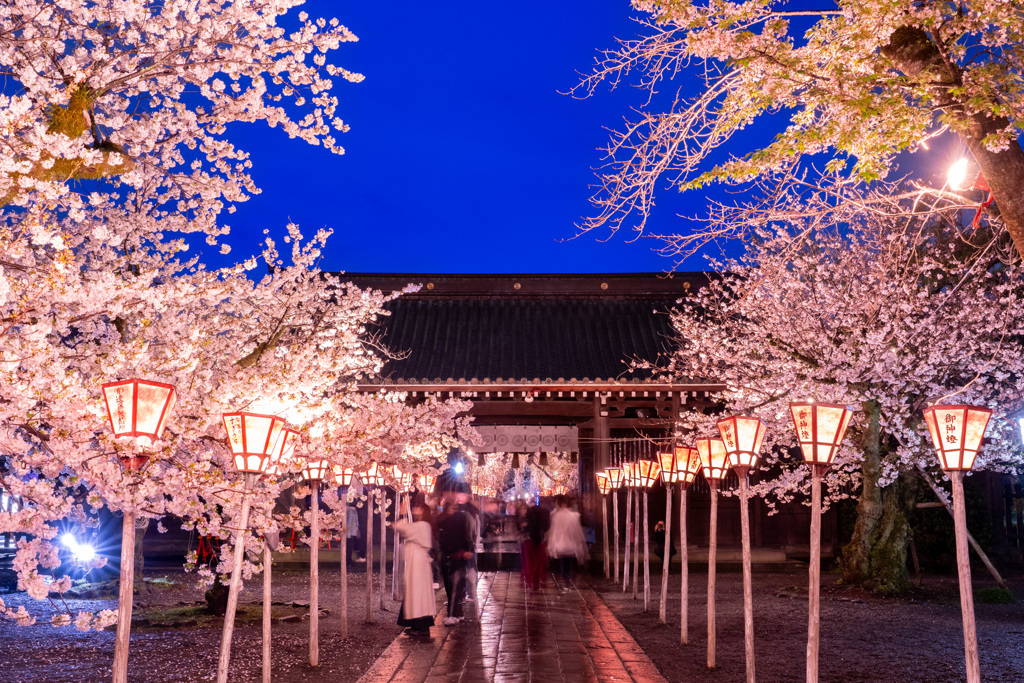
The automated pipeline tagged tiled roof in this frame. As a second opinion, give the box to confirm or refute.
[341,274,709,386]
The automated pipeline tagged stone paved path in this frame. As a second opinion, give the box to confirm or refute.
[358,572,665,683]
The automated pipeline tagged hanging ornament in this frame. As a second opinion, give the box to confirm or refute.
[511,453,521,469]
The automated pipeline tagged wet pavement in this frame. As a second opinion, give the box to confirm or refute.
[358,571,665,682]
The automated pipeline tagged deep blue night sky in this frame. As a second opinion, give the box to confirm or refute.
[216,1,709,274]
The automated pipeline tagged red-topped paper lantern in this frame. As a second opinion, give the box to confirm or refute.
[222,412,286,475]
[660,446,702,486]
[636,459,662,487]
[717,415,767,471]
[622,462,637,487]
[606,467,625,490]
[789,402,852,467]
[333,466,354,487]
[922,405,993,471]
[301,460,330,482]
[102,379,176,448]
[695,438,729,482]
[596,471,612,495]
[418,473,437,493]
[265,427,300,477]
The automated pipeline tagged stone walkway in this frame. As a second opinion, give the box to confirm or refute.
[358,572,665,683]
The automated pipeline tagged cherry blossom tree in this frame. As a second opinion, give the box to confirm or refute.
[665,204,1024,590]
[575,1,1024,262]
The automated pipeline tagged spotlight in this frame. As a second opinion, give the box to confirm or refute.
[454,462,464,475]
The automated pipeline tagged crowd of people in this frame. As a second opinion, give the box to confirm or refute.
[343,484,595,639]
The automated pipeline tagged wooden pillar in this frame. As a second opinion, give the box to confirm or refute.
[807,465,824,683]
[112,508,137,683]
[632,484,640,599]
[659,485,673,623]
[623,486,632,592]
[707,480,718,670]
[595,394,611,578]
[379,490,387,611]
[738,472,756,683]
[951,471,981,683]
[340,490,348,640]
[613,488,620,582]
[310,480,320,667]
[602,495,610,579]
[365,489,374,624]
[262,539,272,683]
[216,476,256,683]
[679,484,689,645]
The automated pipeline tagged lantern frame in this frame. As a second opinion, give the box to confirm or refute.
[659,446,702,486]
[636,459,662,488]
[717,415,767,472]
[606,467,625,490]
[922,404,993,471]
[265,427,300,477]
[622,462,637,487]
[301,459,331,482]
[222,412,287,475]
[418,473,437,493]
[360,462,386,487]
[596,472,612,495]
[695,438,730,482]
[333,466,354,487]
[789,402,852,468]
[101,379,176,447]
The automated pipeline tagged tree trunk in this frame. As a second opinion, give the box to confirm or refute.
[841,399,917,592]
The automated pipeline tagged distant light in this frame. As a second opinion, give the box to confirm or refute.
[61,533,77,549]
[73,544,96,564]
[454,462,464,475]
[948,158,970,190]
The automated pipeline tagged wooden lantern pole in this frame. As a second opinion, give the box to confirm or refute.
[679,483,689,644]
[643,488,651,610]
[216,473,258,683]
[262,537,273,683]
[391,489,401,600]
[737,469,756,683]
[623,485,632,592]
[633,485,641,599]
[112,494,139,683]
[613,488,620,582]
[807,464,825,683]
[340,488,348,640]
[951,470,981,683]
[309,479,320,667]
[706,479,719,669]
[659,485,673,623]
[379,489,387,610]
[602,493,610,579]
[365,487,374,624]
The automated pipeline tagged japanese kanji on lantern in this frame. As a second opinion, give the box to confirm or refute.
[222,412,286,475]
[101,378,177,452]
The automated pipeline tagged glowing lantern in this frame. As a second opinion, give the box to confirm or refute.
[101,379,176,452]
[333,466,354,487]
[695,438,729,482]
[660,446,701,486]
[922,405,993,471]
[266,428,300,477]
[222,412,286,475]
[418,473,437,492]
[360,462,386,486]
[717,415,767,471]
[596,472,611,495]
[789,402,852,467]
[606,467,625,490]
[636,459,662,488]
[622,462,637,487]
[301,460,330,482]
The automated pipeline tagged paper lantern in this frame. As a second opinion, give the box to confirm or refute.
[660,446,702,486]
[606,467,625,490]
[717,415,767,471]
[922,404,992,471]
[301,460,330,482]
[418,473,437,492]
[596,471,611,495]
[359,462,386,486]
[222,412,286,475]
[264,428,300,477]
[789,402,852,467]
[101,379,176,447]
[636,459,662,487]
[332,466,354,487]
[622,462,637,487]
[695,438,729,482]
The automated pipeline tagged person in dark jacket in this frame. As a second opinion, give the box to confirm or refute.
[436,492,475,625]
[522,502,551,590]
[652,520,676,560]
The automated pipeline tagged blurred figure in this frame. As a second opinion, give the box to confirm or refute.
[345,503,360,568]
[522,500,550,590]
[458,490,480,603]
[652,520,676,561]
[393,501,435,637]
[436,489,475,625]
[546,495,588,592]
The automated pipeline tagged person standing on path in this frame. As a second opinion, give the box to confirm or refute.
[436,490,474,625]
[522,500,551,590]
[546,495,588,592]
[393,501,436,637]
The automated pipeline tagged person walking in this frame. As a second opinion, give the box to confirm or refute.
[393,500,436,637]
[546,495,588,592]
[436,490,474,626]
[522,500,550,590]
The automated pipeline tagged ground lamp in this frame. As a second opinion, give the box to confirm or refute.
[261,427,299,683]
[717,415,766,683]
[596,472,612,579]
[636,458,662,611]
[922,404,992,683]
[660,445,701,642]
[606,467,625,582]
[100,379,176,683]
[301,458,329,667]
[216,411,286,683]
[695,437,729,670]
[790,402,852,683]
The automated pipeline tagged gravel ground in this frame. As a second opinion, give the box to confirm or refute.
[591,564,1024,683]
[0,567,420,683]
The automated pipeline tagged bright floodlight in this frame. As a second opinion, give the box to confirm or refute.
[454,462,464,475]
[73,543,96,563]
[948,158,970,190]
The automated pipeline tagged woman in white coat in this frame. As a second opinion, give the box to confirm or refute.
[393,500,436,636]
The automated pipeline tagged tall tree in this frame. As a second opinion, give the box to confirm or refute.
[576,1,1024,261]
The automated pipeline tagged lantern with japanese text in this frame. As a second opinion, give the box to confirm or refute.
[717,415,766,472]
[790,403,852,467]
[222,412,286,475]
